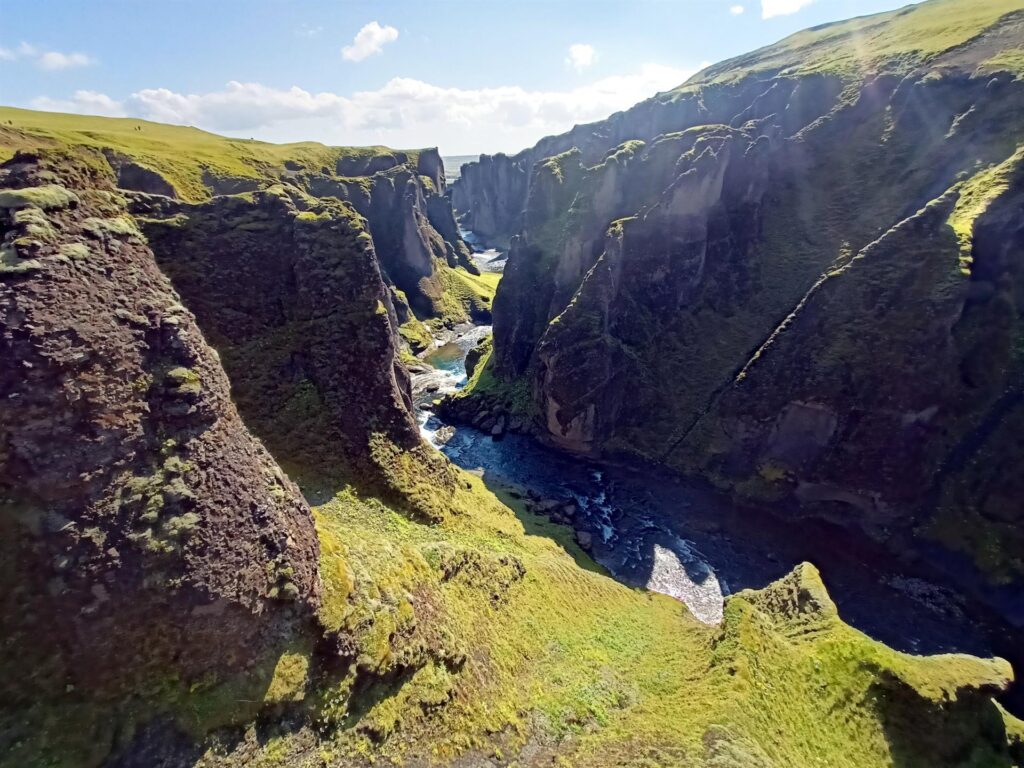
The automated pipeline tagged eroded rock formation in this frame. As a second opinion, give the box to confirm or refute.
[451,2,1024,580]
[0,150,321,729]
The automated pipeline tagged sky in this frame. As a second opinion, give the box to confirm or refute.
[1,0,923,155]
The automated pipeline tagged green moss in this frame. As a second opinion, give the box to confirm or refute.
[263,648,313,705]
[540,147,582,184]
[0,184,79,211]
[398,316,434,354]
[601,140,646,167]
[164,366,201,396]
[0,106,430,202]
[12,207,58,242]
[949,148,1024,274]
[0,244,43,276]
[979,47,1024,76]
[453,340,536,419]
[58,242,90,261]
[82,215,142,241]
[435,265,502,322]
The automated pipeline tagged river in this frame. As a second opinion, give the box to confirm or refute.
[412,235,1023,710]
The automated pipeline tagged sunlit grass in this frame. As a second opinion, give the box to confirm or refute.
[680,0,1024,87]
[0,105,420,201]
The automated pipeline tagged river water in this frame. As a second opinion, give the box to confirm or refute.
[412,236,1023,709]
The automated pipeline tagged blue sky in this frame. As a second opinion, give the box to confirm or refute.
[2,0,921,154]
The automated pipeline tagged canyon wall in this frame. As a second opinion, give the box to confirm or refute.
[0,123,479,762]
[450,0,1024,582]
[132,177,461,518]
[0,149,322,747]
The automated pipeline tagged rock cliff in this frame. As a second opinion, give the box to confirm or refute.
[132,182,459,517]
[451,0,1024,581]
[0,149,321,759]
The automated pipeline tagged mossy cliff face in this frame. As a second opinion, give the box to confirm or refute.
[0,150,321,761]
[132,184,461,519]
[453,0,1024,582]
[298,146,479,322]
[0,109,481,517]
[0,130,1021,768]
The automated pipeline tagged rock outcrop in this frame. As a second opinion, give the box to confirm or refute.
[287,147,478,320]
[451,0,1024,581]
[451,153,531,245]
[132,183,460,518]
[0,150,321,736]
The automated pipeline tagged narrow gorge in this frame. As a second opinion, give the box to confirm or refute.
[448,0,1024,634]
[2,0,1024,766]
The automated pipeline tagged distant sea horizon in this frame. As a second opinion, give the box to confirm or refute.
[442,154,480,180]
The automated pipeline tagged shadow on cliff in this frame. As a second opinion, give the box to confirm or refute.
[874,672,1023,768]
[486,483,610,577]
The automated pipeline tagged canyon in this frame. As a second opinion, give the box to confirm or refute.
[2,0,1024,765]
[450,0,1024,593]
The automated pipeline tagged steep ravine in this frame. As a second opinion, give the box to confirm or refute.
[3,8,1024,760]
[450,0,1024,593]
[414,288,1024,713]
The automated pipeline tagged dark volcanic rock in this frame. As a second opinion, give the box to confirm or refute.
[451,6,1024,581]
[102,150,178,198]
[452,153,530,244]
[132,183,462,519]
[0,150,321,713]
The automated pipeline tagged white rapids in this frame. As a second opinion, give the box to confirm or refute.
[646,542,725,624]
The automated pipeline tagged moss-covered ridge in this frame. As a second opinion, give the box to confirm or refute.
[682,0,1024,87]
[0,105,428,203]
[0,104,483,328]
[299,490,1023,767]
[451,0,1024,583]
[88,480,1024,767]
[21,463,1019,766]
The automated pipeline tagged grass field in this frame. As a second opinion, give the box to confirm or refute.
[0,106,420,201]
[681,0,1024,87]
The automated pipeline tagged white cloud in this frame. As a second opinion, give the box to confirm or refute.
[566,43,597,72]
[128,82,349,131]
[37,51,93,70]
[32,90,126,117]
[341,21,398,62]
[0,41,94,70]
[730,5,746,15]
[761,0,815,18]
[27,62,696,153]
